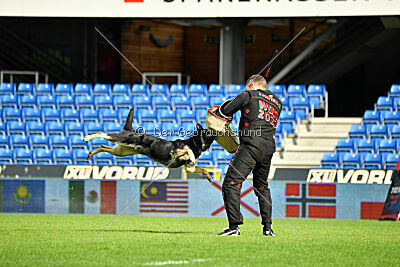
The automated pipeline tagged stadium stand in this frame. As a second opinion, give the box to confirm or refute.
[0,82,329,175]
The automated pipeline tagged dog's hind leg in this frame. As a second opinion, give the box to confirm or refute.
[83,132,112,142]
[87,144,115,160]
[184,164,212,183]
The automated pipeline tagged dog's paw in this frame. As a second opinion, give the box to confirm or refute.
[83,136,90,142]
[203,172,212,183]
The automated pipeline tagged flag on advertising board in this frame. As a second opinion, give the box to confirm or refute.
[380,162,400,220]
[68,180,116,214]
[0,180,45,213]
[140,181,188,213]
[285,183,336,218]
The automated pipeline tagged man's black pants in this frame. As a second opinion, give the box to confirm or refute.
[222,144,273,228]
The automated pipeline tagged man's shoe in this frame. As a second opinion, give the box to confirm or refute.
[263,226,276,236]
[217,227,240,236]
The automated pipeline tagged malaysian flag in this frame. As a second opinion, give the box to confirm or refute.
[139,181,188,213]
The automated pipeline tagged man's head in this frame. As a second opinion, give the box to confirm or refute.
[246,74,267,91]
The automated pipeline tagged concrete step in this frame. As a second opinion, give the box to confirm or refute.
[284,145,334,152]
[311,117,362,124]
[277,151,325,161]
[272,159,321,168]
[285,137,339,147]
[297,123,353,134]
[298,132,349,139]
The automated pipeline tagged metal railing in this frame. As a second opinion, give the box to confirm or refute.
[142,72,191,86]
[0,70,49,88]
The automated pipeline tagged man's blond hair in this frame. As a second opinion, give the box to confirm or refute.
[246,74,267,90]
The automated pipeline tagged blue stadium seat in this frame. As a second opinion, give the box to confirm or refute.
[0,148,13,164]
[307,84,326,99]
[14,148,33,164]
[36,83,54,95]
[169,84,187,96]
[56,95,75,108]
[104,122,123,133]
[22,107,41,122]
[389,84,400,97]
[216,150,233,164]
[161,122,179,132]
[336,138,355,153]
[84,121,103,134]
[180,122,195,134]
[268,85,286,98]
[55,84,73,95]
[93,84,111,95]
[74,83,92,95]
[191,96,209,108]
[209,84,226,96]
[140,122,158,135]
[70,135,87,149]
[278,110,297,126]
[4,108,22,121]
[80,109,99,122]
[131,84,149,95]
[280,97,290,109]
[391,125,400,141]
[11,134,29,149]
[369,125,388,139]
[1,94,18,107]
[87,137,109,150]
[321,152,340,168]
[113,95,131,108]
[363,110,381,124]
[49,135,69,149]
[133,95,152,108]
[26,121,45,136]
[0,122,6,135]
[363,153,382,169]
[198,151,214,167]
[38,95,56,108]
[189,84,207,96]
[44,120,64,135]
[117,108,131,123]
[0,135,10,149]
[94,95,113,109]
[356,139,376,153]
[7,121,25,134]
[342,153,361,169]
[76,95,94,108]
[134,107,148,122]
[209,96,226,107]
[112,84,130,95]
[153,95,171,109]
[170,96,191,109]
[62,109,80,122]
[31,135,49,149]
[382,110,400,126]
[54,149,73,164]
[375,96,394,111]
[139,109,156,122]
[65,122,84,136]
[0,83,16,94]
[17,83,34,94]
[287,84,306,97]
[115,157,133,166]
[158,108,175,122]
[378,139,396,153]
[94,152,113,165]
[150,84,169,96]
[348,124,367,139]
[73,149,91,165]
[292,97,310,120]
[19,94,36,108]
[227,84,244,97]
[195,109,208,123]
[34,148,53,164]
[177,109,196,122]
[42,108,60,122]
[384,154,399,169]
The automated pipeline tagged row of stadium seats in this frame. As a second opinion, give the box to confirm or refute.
[321,152,399,169]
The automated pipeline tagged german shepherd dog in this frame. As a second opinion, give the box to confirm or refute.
[83,109,216,182]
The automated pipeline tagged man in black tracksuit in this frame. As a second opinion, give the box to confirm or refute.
[216,74,282,236]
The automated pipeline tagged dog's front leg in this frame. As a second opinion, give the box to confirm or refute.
[83,132,112,142]
[86,144,113,160]
[184,164,212,183]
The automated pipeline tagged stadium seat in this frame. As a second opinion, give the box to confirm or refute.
[26,121,45,136]
[292,97,310,120]
[348,124,367,139]
[0,148,13,164]
[356,139,376,153]
[287,84,306,97]
[4,107,22,121]
[188,84,207,96]
[227,84,244,96]
[170,96,191,109]
[208,84,226,96]
[158,108,175,122]
[378,139,396,153]
[7,121,25,135]
[19,94,36,108]
[65,122,84,136]
[21,107,41,122]
[139,109,156,122]
[336,138,355,153]
[49,135,69,149]
[384,154,399,169]
[115,157,133,166]
[150,84,169,96]
[61,109,80,122]
[133,95,152,107]
[0,83,16,94]
[117,108,131,123]
[391,125,400,141]
[17,83,34,94]
[80,109,99,122]
[307,84,326,98]
[113,95,131,108]
[321,152,340,168]
[73,149,91,165]
[195,109,208,123]
[94,152,113,165]
[210,96,226,107]
[14,148,33,164]
[75,95,94,108]
[190,96,209,108]
[74,83,92,95]
[0,135,10,149]
[278,110,297,127]
[389,84,400,97]
[31,135,49,149]
[70,135,87,149]
[10,134,30,149]
[36,83,54,95]
[280,97,290,109]
[1,94,18,107]
[44,120,64,135]
[104,121,122,133]
[84,121,103,134]
[153,95,171,109]
[55,84,73,95]
[169,84,187,96]
[369,125,388,139]
[56,95,75,108]
[54,149,73,164]
[112,84,130,95]
[382,110,400,126]
[363,110,381,124]
[0,121,6,135]
[93,84,111,95]
[177,109,196,122]
[94,95,113,109]
[34,148,53,164]
[98,109,118,123]
[38,95,57,108]
[375,96,393,110]
[268,85,286,98]
[342,153,361,169]
[161,122,179,132]
[198,151,214,167]
[141,122,158,135]
[131,84,149,95]
[363,153,382,169]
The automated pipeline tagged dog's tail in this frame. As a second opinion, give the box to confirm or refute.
[123,108,134,131]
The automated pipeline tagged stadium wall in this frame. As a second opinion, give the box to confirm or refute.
[0,174,390,220]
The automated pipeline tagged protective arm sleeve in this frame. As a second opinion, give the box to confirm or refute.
[220,91,251,117]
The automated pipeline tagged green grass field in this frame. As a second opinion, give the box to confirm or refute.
[0,215,399,266]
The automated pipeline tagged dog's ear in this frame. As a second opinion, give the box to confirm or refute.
[196,123,203,131]
[123,108,134,131]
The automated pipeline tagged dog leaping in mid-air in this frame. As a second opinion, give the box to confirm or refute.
[83,108,216,182]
